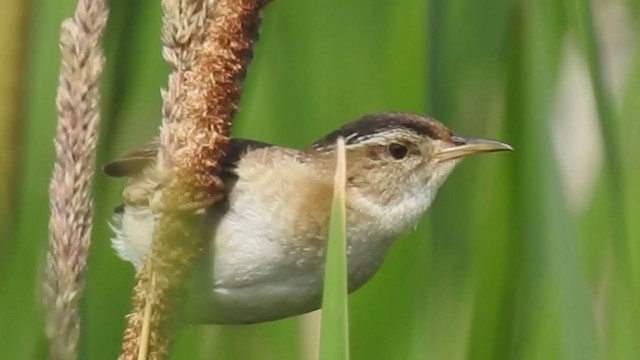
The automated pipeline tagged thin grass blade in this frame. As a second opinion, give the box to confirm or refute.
[318,137,349,360]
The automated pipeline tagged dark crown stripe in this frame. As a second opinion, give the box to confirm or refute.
[312,112,451,149]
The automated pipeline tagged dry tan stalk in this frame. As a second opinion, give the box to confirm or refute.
[119,0,271,359]
[0,0,28,268]
[44,0,109,359]
[138,274,155,360]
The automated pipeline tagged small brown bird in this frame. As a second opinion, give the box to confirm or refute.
[104,112,512,324]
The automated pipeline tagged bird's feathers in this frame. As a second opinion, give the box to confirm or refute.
[102,138,274,178]
[312,112,453,150]
[102,139,161,177]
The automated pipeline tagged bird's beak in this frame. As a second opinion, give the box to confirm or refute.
[433,136,513,162]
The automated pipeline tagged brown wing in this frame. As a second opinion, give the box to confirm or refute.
[102,138,274,178]
[102,139,160,177]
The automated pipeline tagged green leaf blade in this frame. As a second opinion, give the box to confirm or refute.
[319,137,350,360]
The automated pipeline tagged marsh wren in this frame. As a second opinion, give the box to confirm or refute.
[104,112,512,324]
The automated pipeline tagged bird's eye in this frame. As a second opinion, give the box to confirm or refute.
[388,143,408,159]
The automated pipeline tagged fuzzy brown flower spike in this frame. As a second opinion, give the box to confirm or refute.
[45,0,108,359]
[119,0,271,359]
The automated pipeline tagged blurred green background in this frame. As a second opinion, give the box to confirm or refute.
[1,0,639,359]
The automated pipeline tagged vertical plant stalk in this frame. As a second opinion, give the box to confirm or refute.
[573,0,638,341]
[574,0,629,274]
[318,137,350,360]
[0,0,29,271]
[119,0,271,359]
[44,0,109,359]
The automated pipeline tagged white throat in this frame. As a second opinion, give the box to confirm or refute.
[347,160,459,241]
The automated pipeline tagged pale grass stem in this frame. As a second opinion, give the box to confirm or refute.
[44,0,108,359]
[318,137,350,360]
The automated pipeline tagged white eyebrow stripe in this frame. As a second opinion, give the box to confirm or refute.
[311,127,423,152]
[344,132,360,143]
[345,129,418,146]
